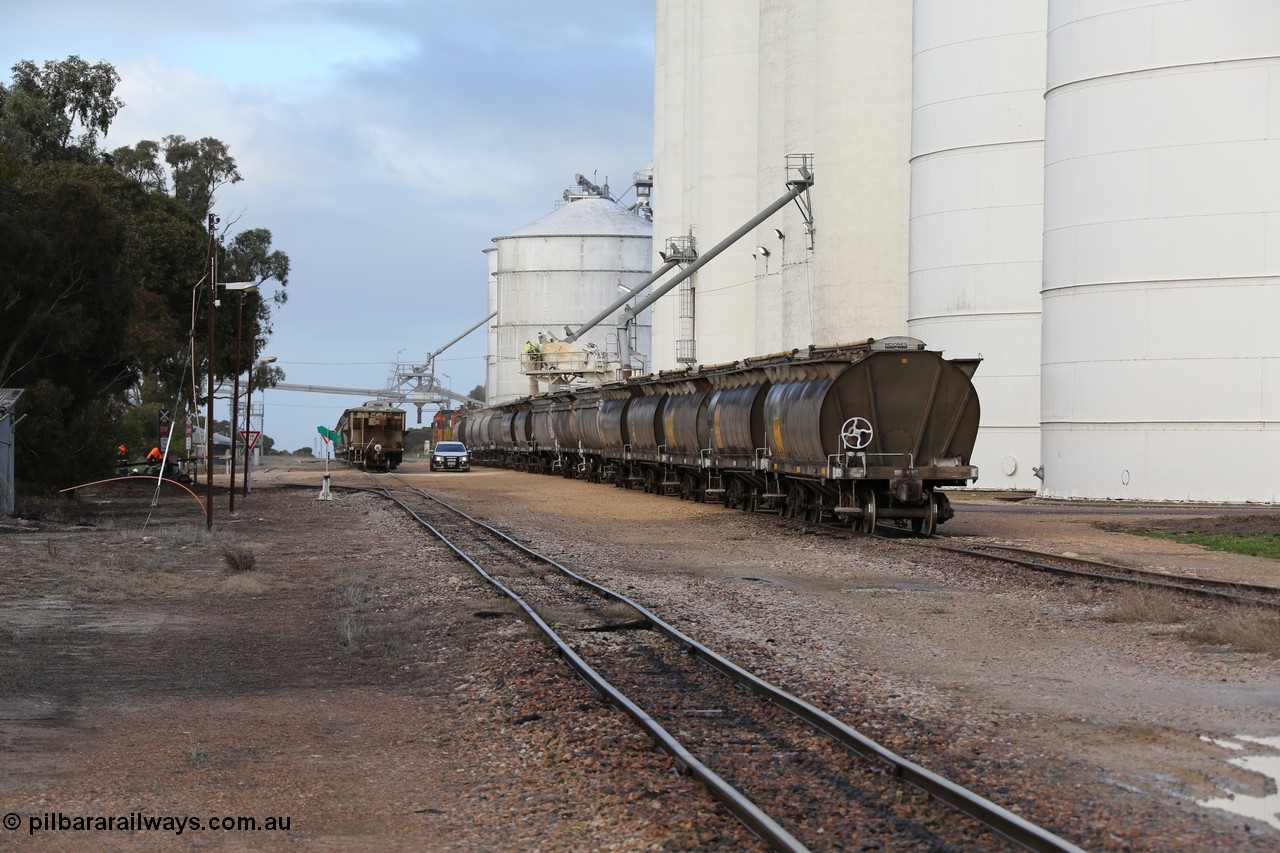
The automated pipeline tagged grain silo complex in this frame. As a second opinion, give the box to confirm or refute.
[650,0,911,370]
[909,1,1047,492]
[487,179,654,405]
[642,0,1279,504]
[1039,0,1280,503]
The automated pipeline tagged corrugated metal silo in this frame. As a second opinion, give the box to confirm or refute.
[909,0,1047,491]
[489,194,653,405]
[1041,0,1280,501]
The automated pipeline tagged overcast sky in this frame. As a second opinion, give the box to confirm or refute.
[2,0,655,453]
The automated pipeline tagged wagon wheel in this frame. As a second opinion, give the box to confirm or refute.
[857,490,877,534]
[786,482,806,519]
[686,468,706,502]
[912,491,937,537]
[726,477,744,511]
[680,472,696,501]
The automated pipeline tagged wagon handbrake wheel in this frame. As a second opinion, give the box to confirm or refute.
[840,417,874,451]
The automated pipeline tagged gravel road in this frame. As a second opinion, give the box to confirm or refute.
[1,457,1277,850]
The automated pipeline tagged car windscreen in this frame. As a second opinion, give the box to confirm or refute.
[435,442,466,452]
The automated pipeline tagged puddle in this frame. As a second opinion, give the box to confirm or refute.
[1197,734,1280,830]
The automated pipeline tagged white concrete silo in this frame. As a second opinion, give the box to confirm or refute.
[653,0,911,367]
[483,247,497,398]
[489,192,653,405]
[691,0,760,366]
[909,0,1047,491]
[651,0,760,370]
[651,0,691,371]
[1042,0,1280,502]
[808,0,912,348]
[753,0,816,353]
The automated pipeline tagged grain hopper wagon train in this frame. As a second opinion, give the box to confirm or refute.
[457,337,980,536]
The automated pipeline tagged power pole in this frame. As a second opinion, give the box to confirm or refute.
[205,213,218,531]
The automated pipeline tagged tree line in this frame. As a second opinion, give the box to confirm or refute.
[0,56,289,492]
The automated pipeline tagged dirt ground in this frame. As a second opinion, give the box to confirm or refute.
[2,457,1279,850]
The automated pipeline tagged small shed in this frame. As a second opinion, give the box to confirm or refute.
[0,388,24,516]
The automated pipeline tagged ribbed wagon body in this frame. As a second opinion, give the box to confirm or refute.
[461,338,980,535]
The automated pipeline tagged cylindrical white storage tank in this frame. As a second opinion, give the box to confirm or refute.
[754,0,816,354]
[651,0,692,372]
[690,0,760,366]
[490,196,653,405]
[809,0,912,346]
[1042,0,1280,502]
[909,0,1047,491]
[483,247,497,400]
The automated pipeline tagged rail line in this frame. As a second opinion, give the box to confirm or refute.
[729,496,1280,610]
[915,539,1280,610]
[350,471,1085,853]
[260,462,1276,610]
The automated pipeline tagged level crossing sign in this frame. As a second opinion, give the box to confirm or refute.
[241,430,261,451]
[316,426,341,444]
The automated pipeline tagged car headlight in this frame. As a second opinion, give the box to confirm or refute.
[460,456,468,463]
[433,456,443,463]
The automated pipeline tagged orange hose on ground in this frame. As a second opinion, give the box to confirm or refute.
[59,476,207,515]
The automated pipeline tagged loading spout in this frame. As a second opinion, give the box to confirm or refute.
[563,260,681,344]
[430,310,497,359]
[616,161,815,367]
[564,154,813,350]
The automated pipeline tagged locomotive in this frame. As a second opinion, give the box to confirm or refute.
[457,337,980,536]
[335,401,406,472]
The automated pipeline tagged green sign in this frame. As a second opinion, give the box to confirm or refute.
[317,426,342,443]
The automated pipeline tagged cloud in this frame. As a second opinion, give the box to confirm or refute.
[1,0,655,452]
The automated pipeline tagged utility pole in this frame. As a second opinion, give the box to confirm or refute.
[230,289,242,514]
[205,213,218,531]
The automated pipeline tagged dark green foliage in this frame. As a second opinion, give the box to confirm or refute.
[0,56,123,163]
[162,134,241,221]
[405,428,429,454]
[0,57,289,493]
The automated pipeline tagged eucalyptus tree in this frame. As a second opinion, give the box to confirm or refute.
[0,57,290,489]
[0,55,123,162]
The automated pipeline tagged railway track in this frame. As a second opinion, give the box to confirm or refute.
[355,471,1083,853]
[915,539,1280,610]
[738,499,1280,610]
[264,462,1277,610]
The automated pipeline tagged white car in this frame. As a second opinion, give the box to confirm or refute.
[430,441,470,472]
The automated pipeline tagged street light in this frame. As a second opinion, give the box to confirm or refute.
[220,280,259,513]
[244,355,276,497]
